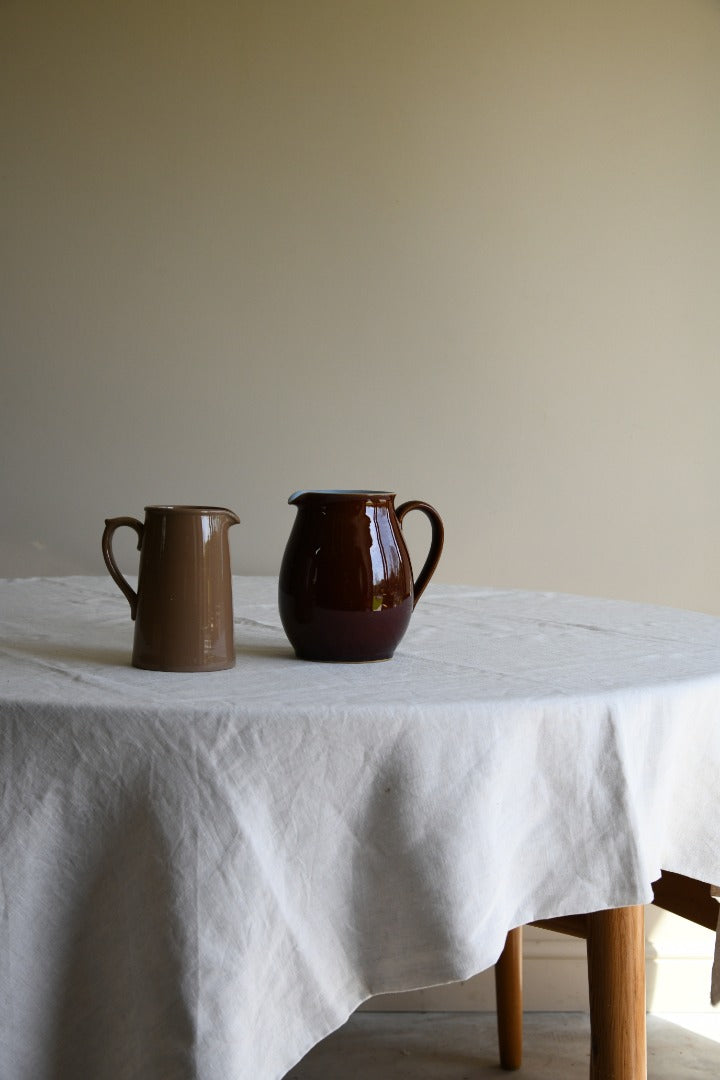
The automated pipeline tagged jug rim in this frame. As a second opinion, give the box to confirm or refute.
[144,505,238,514]
[288,490,396,504]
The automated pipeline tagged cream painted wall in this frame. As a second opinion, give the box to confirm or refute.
[3,0,720,611]
[2,0,720,1011]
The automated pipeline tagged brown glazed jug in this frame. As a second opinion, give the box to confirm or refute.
[102,505,240,671]
[278,490,444,662]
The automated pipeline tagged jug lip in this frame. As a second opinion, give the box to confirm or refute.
[288,490,396,504]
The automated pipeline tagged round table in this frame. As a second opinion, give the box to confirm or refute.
[1,576,719,1079]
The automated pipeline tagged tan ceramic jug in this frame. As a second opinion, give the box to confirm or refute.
[279,490,444,662]
[102,505,240,671]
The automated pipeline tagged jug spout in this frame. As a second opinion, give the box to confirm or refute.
[219,508,241,528]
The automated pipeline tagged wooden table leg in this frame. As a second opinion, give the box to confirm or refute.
[586,905,646,1080]
[495,925,523,1070]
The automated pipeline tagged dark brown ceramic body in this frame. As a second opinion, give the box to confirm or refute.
[278,491,444,662]
[102,506,240,671]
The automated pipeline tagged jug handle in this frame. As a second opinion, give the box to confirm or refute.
[395,501,445,607]
[102,517,144,620]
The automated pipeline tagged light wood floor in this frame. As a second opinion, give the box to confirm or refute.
[283,1012,720,1079]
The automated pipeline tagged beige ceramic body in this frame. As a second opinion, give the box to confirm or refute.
[102,505,240,671]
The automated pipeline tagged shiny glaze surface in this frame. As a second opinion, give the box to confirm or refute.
[279,490,444,662]
[102,505,240,671]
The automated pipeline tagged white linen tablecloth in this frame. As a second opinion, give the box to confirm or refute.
[1,575,719,1079]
